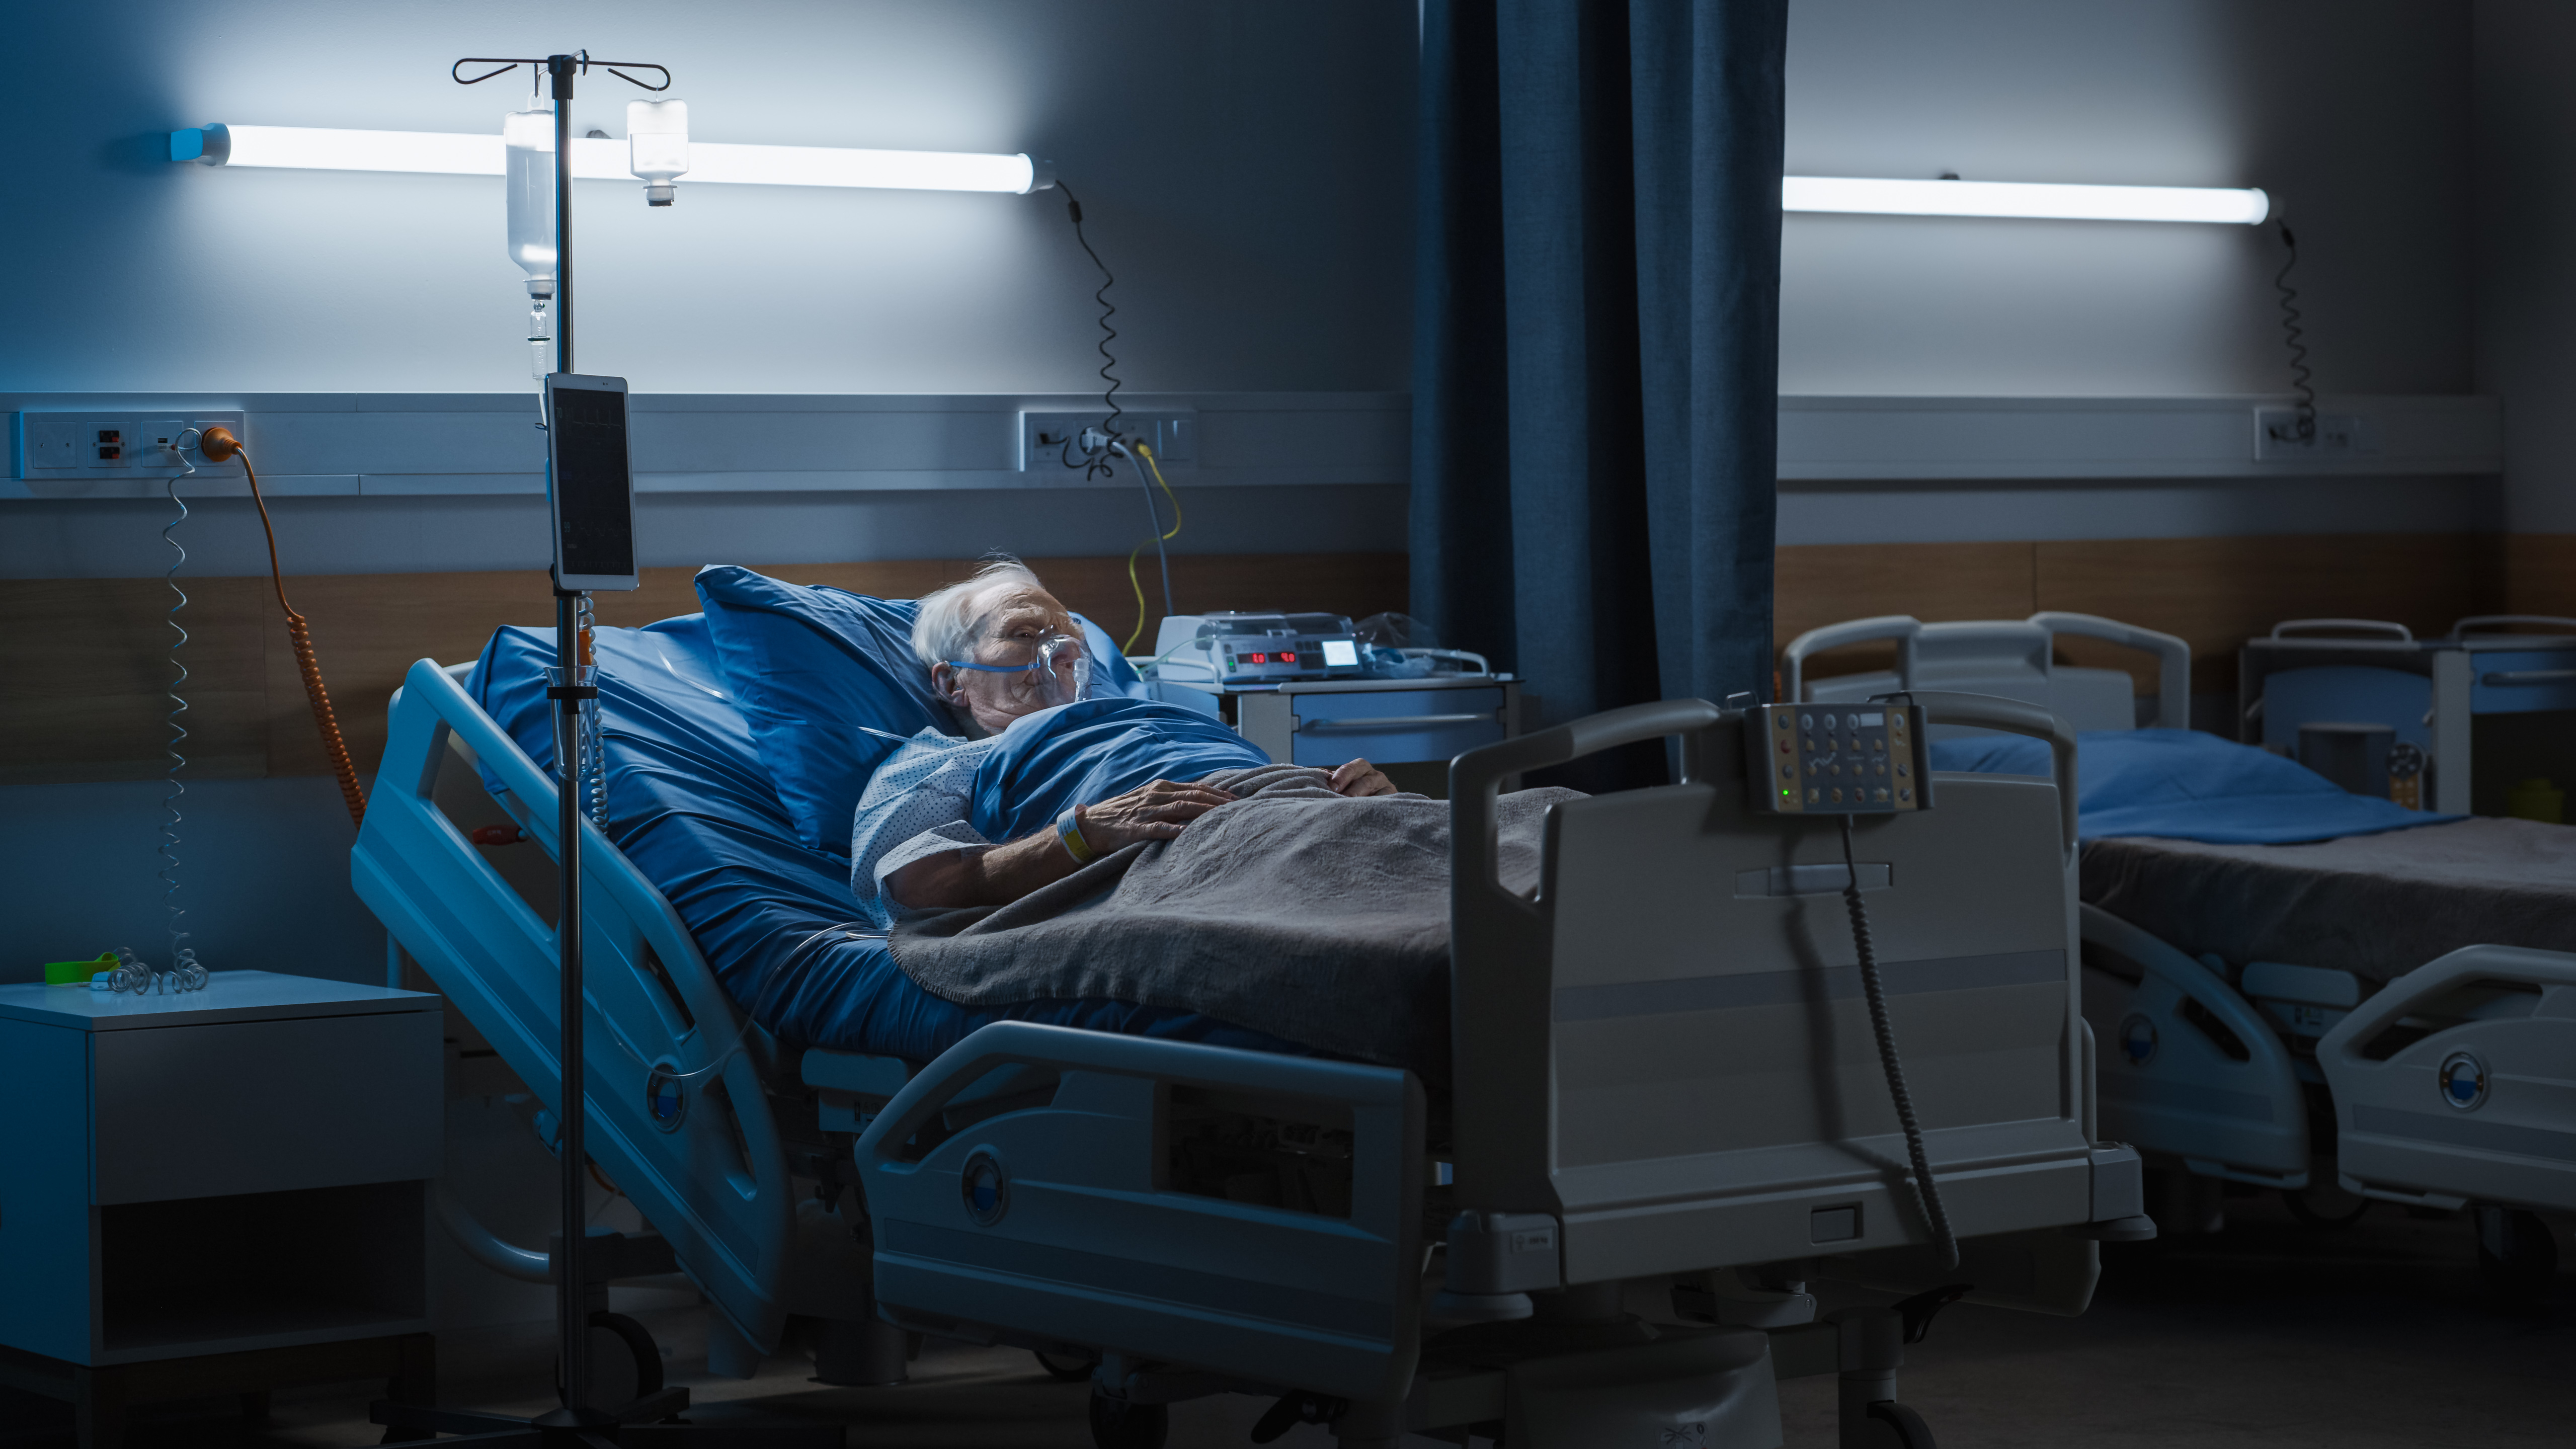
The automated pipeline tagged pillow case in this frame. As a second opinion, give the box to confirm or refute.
[694,565,1152,852]
[1928,727,2457,845]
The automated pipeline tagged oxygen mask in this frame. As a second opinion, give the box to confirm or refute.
[946,629,1092,711]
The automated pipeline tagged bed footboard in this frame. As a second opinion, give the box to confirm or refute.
[855,1021,1427,1404]
[2319,944,2576,1212]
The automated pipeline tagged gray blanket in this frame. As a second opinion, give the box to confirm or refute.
[888,765,1581,1075]
[2084,817,2576,982]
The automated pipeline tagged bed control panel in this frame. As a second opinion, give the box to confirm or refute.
[1744,702,1931,815]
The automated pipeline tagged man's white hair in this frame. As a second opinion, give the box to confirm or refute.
[913,556,1048,669]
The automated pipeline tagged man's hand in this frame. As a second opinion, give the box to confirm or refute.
[1329,759,1398,797]
[1078,778,1238,851]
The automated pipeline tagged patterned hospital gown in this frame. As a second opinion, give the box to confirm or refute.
[845,728,1000,929]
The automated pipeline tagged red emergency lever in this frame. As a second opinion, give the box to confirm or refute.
[470,825,527,846]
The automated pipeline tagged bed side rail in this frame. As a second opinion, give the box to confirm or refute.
[352,658,800,1350]
[855,1021,1427,1403]
[1781,615,1921,706]
[2317,945,2576,1212]
[2077,905,2308,1187]
[2028,612,2192,730]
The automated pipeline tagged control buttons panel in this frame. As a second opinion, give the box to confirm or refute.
[1742,702,1932,815]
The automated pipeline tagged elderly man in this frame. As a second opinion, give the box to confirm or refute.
[848,558,1394,923]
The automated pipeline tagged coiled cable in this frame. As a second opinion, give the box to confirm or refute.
[1055,180,1123,481]
[1841,812,1959,1269]
[2274,221,2316,445]
[159,443,198,979]
[201,428,367,830]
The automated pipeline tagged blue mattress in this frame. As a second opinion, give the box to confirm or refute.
[467,617,1304,1061]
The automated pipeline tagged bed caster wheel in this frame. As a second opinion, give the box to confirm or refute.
[2475,1205,2559,1307]
[1088,1388,1169,1449]
[1855,1400,1937,1449]
[2282,1177,2370,1229]
[1037,1348,1102,1383]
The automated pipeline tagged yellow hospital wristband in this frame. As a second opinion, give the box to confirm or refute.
[1058,805,1098,865]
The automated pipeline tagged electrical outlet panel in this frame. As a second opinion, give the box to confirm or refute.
[2253,408,2374,462]
[1017,410,1196,473]
[13,411,247,485]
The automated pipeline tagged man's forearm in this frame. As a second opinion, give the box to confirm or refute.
[888,827,1082,911]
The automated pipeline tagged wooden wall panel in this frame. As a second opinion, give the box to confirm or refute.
[10,552,1408,787]
[2035,533,2500,694]
[1,578,272,785]
[1774,542,2036,679]
[2505,534,2576,620]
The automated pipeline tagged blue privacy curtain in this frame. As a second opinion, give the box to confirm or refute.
[1412,0,1785,786]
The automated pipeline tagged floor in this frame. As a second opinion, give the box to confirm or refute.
[6,1191,2566,1448]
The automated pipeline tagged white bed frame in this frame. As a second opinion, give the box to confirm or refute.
[356,656,2147,1446]
[1787,610,2576,1292]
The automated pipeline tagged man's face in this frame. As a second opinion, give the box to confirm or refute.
[935,584,1088,733]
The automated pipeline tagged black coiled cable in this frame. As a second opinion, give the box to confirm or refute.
[1056,181,1123,481]
[2274,221,2316,445]
[1841,812,1960,1270]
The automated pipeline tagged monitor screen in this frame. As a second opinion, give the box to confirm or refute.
[550,384,635,579]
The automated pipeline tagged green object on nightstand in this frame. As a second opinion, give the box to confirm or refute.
[42,953,116,986]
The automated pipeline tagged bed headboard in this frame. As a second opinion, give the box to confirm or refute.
[1783,612,2191,733]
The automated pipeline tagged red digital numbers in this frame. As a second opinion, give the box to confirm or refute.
[1244,652,1268,664]
[1279,652,1298,664]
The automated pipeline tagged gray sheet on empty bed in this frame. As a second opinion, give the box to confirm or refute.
[888,764,1579,1076]
[2082,817,2576,981]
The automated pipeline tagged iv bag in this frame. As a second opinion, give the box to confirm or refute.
[504,106,556,291]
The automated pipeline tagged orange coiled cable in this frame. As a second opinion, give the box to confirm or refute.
[200,428,368,830]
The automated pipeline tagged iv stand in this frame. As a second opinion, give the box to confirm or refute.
[370,52,833,1449]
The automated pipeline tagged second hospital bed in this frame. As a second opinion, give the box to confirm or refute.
[1787,611,2576,1294]
[353,569,2146,1448]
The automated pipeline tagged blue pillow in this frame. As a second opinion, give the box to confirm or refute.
[693,566,1155,853]
[1928,727,2457,845]
[694,567,952,852]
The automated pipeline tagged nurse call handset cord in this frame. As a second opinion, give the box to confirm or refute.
[1840,811,1959,1271]
[199,426,368,830]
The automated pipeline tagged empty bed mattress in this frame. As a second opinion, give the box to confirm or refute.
[1931,728,2576,981]
[2082,818,2576,983]
[467,615,1304,1061]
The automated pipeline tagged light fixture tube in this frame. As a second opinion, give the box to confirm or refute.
[173,124,1046,194]
[1784,175,2269,225]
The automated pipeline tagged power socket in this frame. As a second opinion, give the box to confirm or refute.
[2253,408,2373,461]
[83,421,134,469]
[22,420,79,471]
[1017,410,1196,472]
[133,419,188,463]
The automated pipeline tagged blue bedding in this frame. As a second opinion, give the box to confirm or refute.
[466,618,1303,1060]
[1928,727,2458,845]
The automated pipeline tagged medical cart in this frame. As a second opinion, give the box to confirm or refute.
[1225,675,1522,795]
[2240,616,2576,816]
[0,971,442,1449]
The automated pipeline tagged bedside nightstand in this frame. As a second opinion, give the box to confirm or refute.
[0,970,442,1447]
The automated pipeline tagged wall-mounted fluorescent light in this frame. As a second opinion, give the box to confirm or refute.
[1784,176,2269,225]
[171,124,1048,194]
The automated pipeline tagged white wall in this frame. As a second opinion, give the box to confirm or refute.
[1777,0,2486,544]
[2472,0,2576,534]
[1781,0,2474,398]
[10,0,1413,396]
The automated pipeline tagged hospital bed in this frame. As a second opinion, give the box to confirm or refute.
[1786,612,2576,1297]
[354,599,2148,1448]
